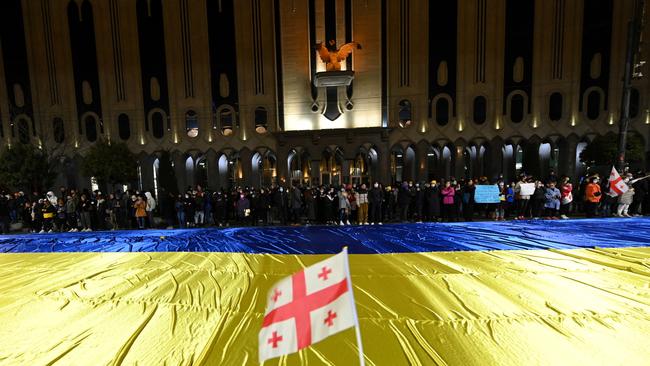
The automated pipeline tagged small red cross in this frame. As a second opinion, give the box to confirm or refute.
[324,310,337,327]
[318,266,332,281]
[272,288,282,302]
[268,331,283,348]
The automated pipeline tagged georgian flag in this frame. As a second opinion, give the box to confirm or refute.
[608,166,629,196]
[259,248,360,364]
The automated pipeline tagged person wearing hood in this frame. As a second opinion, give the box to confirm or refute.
[41,199,56,233]
[46,191,58,206]
[145,192,156,228]
[397,182,411,222]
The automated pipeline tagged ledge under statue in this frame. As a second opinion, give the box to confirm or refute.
[313,40,361,87]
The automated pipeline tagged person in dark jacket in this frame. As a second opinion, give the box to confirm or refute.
[289,185,303,224]
[214,191,227,227]
[462,180,476,221]
[368,183,383,225]
[273,187,288,225]
[397,182,411,222]
[425,182,441,221]
[414,184,424,222]
[41,199,56,233]
[236,192,250,224]
[0,195,9,234]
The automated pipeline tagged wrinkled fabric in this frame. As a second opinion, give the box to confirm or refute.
[2,218,650,254]
[1,247,650,365]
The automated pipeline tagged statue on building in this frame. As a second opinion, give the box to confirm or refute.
[315,40,362,71]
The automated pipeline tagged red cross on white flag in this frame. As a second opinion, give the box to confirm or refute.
[259,248,363,364]
[608,166,629,196]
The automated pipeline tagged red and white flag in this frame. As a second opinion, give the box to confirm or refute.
[608,166,629,196]
[259,248,362,364]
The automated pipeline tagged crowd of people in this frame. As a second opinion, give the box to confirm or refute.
[0,170,648,234]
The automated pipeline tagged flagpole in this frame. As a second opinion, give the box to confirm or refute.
[342,247,365,366]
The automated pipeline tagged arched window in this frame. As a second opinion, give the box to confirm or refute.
[17,119,29,144]
[510,94,524,123]
[118,114,130,140]
[473,96,487,124]
[220,107,234,136]
[586,90,601,120]
[435,98,449,126]
[85,115,97,142]
[151,112,164,139]
[549,92,563,121]
[254,107,268,133]
[185,110,198,137]
[630,88,640,118]
[53,117,65,143]
[398,100,412,128]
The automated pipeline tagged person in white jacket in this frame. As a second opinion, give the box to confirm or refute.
[616,182,635,217]
[144,192,156,228]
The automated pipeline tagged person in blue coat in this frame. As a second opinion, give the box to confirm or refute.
[544,181,561,219]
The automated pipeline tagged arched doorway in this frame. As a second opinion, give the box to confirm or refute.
[320,148,344,186]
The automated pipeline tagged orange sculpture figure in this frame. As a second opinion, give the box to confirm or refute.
[315,40,362,71]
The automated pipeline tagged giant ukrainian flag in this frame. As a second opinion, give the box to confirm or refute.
[1,218,650,365]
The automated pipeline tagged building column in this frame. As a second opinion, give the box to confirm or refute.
[489,140,504,181]
[206,150,219,190]
[454,145,465,179]
[239,149,253,187]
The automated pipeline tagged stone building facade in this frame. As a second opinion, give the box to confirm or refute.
[0,0,648,193]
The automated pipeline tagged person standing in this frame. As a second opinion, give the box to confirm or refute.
[617,178,635,217]
[426,181,441,222]
[145,192,156,228]
[0,195,9,234]
[134,196,147,229]
[290,185,303,224]
[337,188,351,225]
[559,177,573,219]
[441,181,456,221]
[544,182,561,219]
[41,199,56,233]
[356,184,369,225]
[461,180,476,221]
[584,177,602,218]
[55,198,67,232]
[79,194,93,232]
[236,192,250,224]
[368,182,383,225]
[397,182,411,222]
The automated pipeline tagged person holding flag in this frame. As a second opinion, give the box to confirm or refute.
[615,176,635,217]
[259,248,364,365]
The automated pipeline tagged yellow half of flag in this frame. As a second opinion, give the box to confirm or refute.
[1,247,650,365]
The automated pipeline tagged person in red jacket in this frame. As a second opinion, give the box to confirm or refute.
[560,176,573,219]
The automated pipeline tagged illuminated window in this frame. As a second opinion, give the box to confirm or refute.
[398,100,412,128]
[185,110,198,138]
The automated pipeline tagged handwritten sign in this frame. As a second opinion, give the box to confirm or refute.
[474,185,501,204]
[519,183,535,196]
